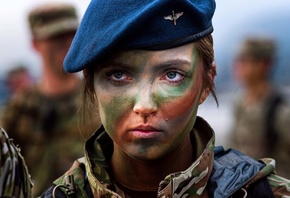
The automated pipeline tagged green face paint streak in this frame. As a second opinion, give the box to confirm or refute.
[153,48,202,145]
[101,94,132,135]
[154,48,200,105]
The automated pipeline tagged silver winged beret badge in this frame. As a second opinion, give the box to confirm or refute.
[164,10,184,25]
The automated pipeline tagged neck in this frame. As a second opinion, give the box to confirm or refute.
[110,134,194,192]
[38,68,80,96]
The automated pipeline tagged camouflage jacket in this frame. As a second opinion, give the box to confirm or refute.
[42,117,290,198]
[0,127,33,197]
[0,84,90,196]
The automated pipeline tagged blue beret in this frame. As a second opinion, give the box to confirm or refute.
[64,0,216,73]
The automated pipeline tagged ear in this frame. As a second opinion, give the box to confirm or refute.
[199,61,216,104]
[199,88,209,104]
[31,38,40,51]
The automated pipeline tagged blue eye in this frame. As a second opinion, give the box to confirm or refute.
[113,72,124,79]
[167,71,177,79]
[166,71,183,81]
[160,70,185,85]
[106,70,132,85]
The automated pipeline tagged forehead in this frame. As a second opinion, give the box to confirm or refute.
[100,42,198,67]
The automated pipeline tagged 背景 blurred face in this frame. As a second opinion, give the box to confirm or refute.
[33,32,75,73]
[94,43,206,161]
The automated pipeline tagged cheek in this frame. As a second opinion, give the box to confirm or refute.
[163,88,201,125]
[97,91,132,133]
[157,73,203,121]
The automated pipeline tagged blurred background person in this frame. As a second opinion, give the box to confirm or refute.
[5,65,34,98]
[0,3,99,196]
[0,65,33,120]
[228,37,290,178]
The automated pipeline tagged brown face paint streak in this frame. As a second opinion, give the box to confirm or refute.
[154,48,202,120]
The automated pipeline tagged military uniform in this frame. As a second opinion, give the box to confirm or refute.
[0,127,33,197]
[41,117,290,198]
[229,88,290,178]
[0,84,89,196]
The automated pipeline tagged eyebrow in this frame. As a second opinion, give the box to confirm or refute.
[105,61,135,70]
[101,59,192,72]
[153,59,192,69]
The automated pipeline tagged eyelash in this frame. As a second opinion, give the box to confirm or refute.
[105,69,186,85]
[161,70,186,85]
[105,69,131,85]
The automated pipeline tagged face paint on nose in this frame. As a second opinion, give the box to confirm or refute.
[133,81,158,117]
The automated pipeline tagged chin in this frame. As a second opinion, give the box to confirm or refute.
[126,147,166,162]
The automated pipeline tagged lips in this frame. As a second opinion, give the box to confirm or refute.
[128,125,163,138]
[130,125,161,132]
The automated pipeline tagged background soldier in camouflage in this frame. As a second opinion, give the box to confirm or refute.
[0,127,33,197]
[229,37,290,178]
[4,65,34,100]
[41,0,290,197]
[0,3,99,196]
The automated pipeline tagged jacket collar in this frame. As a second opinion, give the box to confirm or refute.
[84,116,215,197]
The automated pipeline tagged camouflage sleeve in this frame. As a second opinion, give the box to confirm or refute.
[268,174,290,197]
[258,158,290,196]
[0,127,33,198]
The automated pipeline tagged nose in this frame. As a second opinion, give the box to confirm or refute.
[133,85,158,117]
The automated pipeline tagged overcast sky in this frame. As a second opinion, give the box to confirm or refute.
[1,0,290,78]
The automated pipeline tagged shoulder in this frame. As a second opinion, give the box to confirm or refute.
[210,147,266,197]
[212,149,290,197]
[11,85,39,100]
[4,85,40,109]
[41,158,89,198]
[250,158,290,197]
[267,174,290,196]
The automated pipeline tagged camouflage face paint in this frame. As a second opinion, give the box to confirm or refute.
[94,42,204,161]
